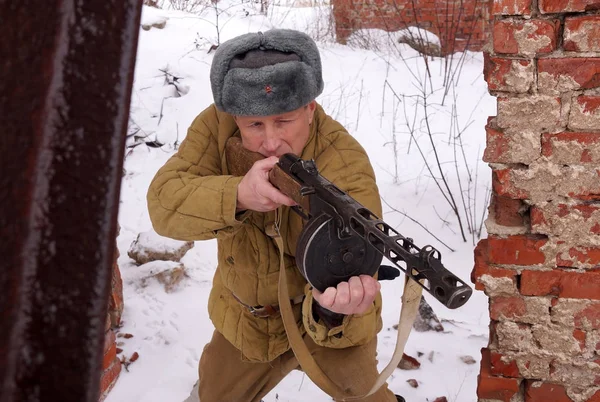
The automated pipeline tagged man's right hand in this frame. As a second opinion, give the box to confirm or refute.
[236,156,296,212]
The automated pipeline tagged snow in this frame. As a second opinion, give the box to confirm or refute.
[129,230,192,256]
[108,3,494,401]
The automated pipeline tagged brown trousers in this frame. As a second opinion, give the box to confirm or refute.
[196,330,398,402]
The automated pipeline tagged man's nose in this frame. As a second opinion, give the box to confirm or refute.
[262,125,281,152]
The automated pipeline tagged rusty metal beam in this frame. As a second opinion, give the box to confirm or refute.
[0,1,143,401]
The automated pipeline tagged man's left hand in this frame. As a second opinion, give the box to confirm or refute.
[312,275,380,315]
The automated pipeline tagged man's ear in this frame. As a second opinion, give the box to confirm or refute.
[307,100,317,124]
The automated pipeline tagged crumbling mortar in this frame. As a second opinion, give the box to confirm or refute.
[565,20,600,53]
[547,237,600,267]
[480,274,519,296]
[510,391,525,402]
[562,50,600,58]
[532,322,584,354]
[479,399,512,402]
[538,71,583,95]
[497,95,566,132]
[532,200,600,242]
[492,127,541,164]
[549,359,600,386]
[513,19,554,55]
[560,92,572,128]
[582,87,600,97]
[556,242,600,267]
[569,92,600,130]
[547,140,600,165]
[494,347,596,363]
[507,160,600,203]
[551,298,600,329]
[566,386,600,402]
[485,215,529,236]
[497,321,539,351]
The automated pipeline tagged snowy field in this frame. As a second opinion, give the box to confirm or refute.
[107,3,495,401]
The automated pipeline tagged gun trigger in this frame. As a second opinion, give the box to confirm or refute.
[300,186,315,196]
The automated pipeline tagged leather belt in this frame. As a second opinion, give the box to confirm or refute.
[232,293,304,318]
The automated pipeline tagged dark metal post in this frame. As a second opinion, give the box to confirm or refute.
[0,1,143,401]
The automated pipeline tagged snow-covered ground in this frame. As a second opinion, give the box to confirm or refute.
[107,3,494,401]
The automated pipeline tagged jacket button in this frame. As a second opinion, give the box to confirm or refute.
[309,324,316,332]
[226,256,234,265]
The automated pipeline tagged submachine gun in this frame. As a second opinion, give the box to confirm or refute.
[226,137,472,310]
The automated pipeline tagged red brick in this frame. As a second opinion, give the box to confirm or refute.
[109,257,124,328]
[491,296,527,321]
[521,270,600,299]
[333,0,492,54]
[472,238,489,290]
[488,235,547,266]
[525,381,573,402]
[484,54,534,93]
[564,16,600,52]
[472,239,519,290]
[570,96,600,132]
[530,207,547,230]
[104,313,111,332]
[577,96,600,115]
[484,123,509,161]
[103,329,116,354]
[539,0,600,13]
[493,0,532,15]
[589,389,600,402]
[538,58,600,91]
[567,204,600,219]
[491,194,527,227]
[478,348,522,402]
[493,169,529,199]
[473,266,518,292]
[490,351,521,377]
[573,329,586,351]
[557,247,600,268]
[103,342,117,371]
[542,132,600,164]
[100,357,121,398]
[493,19,559,55]
[574,304,600,329]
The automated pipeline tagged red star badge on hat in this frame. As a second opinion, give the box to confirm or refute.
[265,85,272,94]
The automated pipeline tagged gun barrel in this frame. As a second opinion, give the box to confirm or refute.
[278,153,473,309]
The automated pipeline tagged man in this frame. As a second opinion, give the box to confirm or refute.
[147,29,403,402]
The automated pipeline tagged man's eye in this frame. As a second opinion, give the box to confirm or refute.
[249,122,262,128]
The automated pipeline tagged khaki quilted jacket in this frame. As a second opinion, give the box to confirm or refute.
[147,103,383,362]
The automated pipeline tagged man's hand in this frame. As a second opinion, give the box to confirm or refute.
[312,275,380,315]
[237,157,296,212]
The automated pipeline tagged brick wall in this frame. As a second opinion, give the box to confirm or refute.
[332,0,493,54]
[472,0,600,401]
[100,241,124,401]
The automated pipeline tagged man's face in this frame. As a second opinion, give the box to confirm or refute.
[235,101,316,157]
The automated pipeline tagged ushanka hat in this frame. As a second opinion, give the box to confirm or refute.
[210,29,324,116]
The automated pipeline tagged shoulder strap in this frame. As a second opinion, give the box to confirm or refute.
[268,208,424,401]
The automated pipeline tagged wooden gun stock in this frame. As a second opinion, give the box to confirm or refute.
[225,137,310,212]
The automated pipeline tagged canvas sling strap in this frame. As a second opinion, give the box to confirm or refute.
[266,208,424,401]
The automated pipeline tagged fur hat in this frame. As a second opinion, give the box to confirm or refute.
[210,29,324,116]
